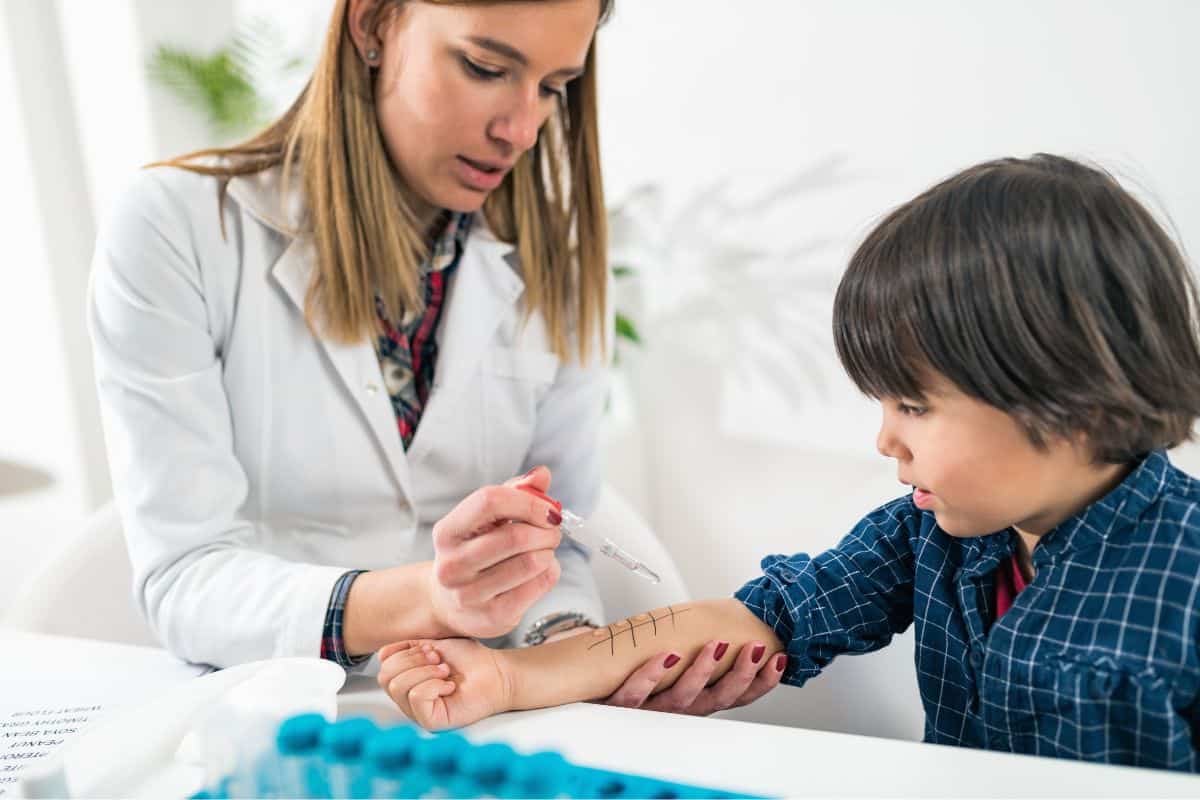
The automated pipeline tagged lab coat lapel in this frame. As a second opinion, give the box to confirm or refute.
[406,224,523,464]
[270,236,416,505]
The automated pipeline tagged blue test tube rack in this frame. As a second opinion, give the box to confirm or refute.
[192,712,764,799]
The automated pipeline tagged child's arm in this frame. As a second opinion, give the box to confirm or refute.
[380,498,925,730]
[378,598,782,730]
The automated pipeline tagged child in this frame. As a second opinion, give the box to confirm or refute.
[377,154,1200,772]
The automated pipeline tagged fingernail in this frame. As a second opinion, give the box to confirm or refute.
[521,466,538,480]
[713,641,729,661]
[663,653,680,669]
[547,508,563,526]
[774,654,786,672]
[751,644,765,663]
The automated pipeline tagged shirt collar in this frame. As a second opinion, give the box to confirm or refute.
[960,450,1171,568]
[426,212,473,275]
[1033,450,1170,561]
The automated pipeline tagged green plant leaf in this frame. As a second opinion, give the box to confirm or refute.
[147,44,265,137]
[615,313,642,345]
[611,265,635,279]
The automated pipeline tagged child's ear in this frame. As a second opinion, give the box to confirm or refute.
[1068,428,1100,464]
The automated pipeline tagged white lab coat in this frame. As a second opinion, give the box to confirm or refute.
[88,164,608,669]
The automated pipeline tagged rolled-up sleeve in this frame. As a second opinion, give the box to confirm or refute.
[735,497,920,686]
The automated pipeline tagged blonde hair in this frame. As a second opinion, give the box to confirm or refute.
[153,0,612,362]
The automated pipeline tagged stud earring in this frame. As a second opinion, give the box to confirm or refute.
[365,48,379,63]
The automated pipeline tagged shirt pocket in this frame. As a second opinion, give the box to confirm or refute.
[1025,652,1177,741]
[480,346,560,479]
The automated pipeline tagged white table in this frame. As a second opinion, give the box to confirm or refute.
[4,630,1199,798]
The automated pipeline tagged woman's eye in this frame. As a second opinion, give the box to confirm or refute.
[540,84,567,100]
[462,57,504,80]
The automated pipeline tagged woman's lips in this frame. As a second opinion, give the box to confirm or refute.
[455,156,509,192]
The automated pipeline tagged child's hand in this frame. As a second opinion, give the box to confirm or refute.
[377,639,512,730]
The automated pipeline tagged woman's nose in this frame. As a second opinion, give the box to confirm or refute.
[488,91,543,153]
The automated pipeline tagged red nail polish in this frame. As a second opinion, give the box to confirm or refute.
[663,653,680,669]
[751,644,765,663]
[547,508,563,526]
[713,641,729,661]
[774,654,786,672]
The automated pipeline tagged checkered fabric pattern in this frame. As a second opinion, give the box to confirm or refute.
[375,212,473,450]
[321,569,369,668]
[736,450,1200,771]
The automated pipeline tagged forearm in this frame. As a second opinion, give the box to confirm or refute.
[502,598,781,710]
[343,562,456,657]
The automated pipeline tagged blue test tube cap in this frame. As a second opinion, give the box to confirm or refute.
[445,773,487,799]
[364,725,420,775]
[320,717,379,762]
[458,741,518,789]
[276,712,327,755]
[504,750,571,798]
[575,769,637,799]
[413,730,470,776]
[397,765,436,798]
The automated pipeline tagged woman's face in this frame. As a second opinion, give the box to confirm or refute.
[351,0,600,216]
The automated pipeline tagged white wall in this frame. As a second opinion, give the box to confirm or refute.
[0,0,234,613]
[4,0,1199,742]
[0,0,96,612]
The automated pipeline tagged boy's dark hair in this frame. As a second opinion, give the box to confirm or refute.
[834,153,1200,463]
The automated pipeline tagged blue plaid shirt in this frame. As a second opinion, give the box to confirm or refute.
[736,450,1200,771]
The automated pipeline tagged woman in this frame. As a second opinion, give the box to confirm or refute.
[89,0,780,714]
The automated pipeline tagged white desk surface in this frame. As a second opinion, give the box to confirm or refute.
[5,629,1200,798]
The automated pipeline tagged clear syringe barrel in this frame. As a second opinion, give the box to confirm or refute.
[558,510,661,584]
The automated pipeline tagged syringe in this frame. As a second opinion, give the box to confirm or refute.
[517,486,662,584]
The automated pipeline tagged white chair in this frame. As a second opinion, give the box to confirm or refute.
[3,486,686,648]
[5,501,157,647]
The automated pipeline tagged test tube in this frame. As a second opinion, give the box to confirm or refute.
[503,750,571,799]
[275,713,329,798]
[457,741,518,797]
[413,731,470,781]
[364,725,421,798]
[320,718,379,799]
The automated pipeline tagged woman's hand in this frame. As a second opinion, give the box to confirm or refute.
[428,466,565,639]
[604,640,786,715]
[378,639,512,731]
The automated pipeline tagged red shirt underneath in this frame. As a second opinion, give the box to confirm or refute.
[994,552,1029,620]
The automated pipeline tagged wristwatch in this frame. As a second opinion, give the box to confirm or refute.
[522,611,597,647]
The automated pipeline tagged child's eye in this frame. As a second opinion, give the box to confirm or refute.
[898,402,928,417]
[461,56,504,81]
